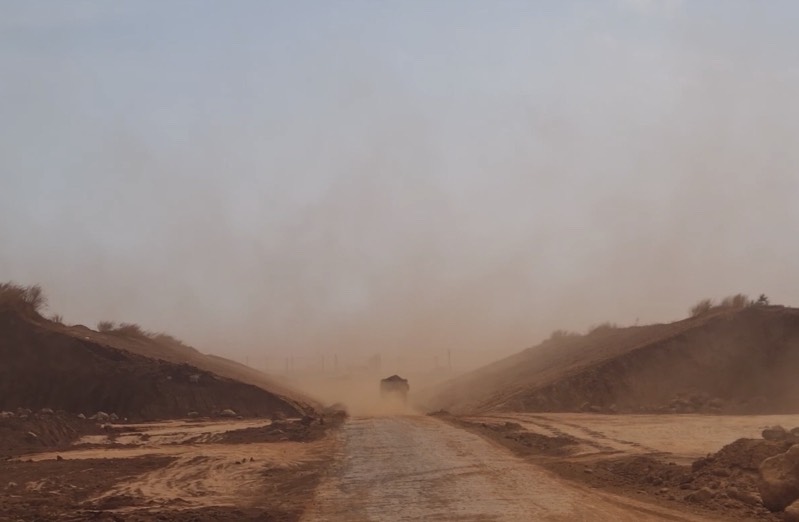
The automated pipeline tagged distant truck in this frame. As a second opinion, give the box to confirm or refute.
[380,375,409,403]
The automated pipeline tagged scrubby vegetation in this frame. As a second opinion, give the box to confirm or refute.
[0,282,47,317]
[587,322,618,335]
[0,281,193,351]
[151,332,195,351]
[720,293,752,309]
[96,320,192,348]
[96,321,150,340]
[549,329,580,341]
[690,298,714,317]
[548,292,777,346]
[548,323,619,342]
[96,320,113,332]
[689,293,771,317]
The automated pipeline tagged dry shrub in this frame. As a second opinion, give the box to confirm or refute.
[0,282,48,316]
[97,320,116,332]
[690,294,762,318]
[97,321,191,350]
[151,333,191,350]
[97,321,151,340]
[549,329,579,341]
[719,293,752,309]
[690,298,714,317]
[49,314,64,324]
[151,333,182,345]
[588,322,618,335]
[114,323,149,339]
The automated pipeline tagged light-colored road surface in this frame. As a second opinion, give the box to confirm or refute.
[303,415,710,522]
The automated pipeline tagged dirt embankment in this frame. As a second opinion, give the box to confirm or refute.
[0,309,315,421]
[0,411,105,458]
[543,438,786,522]
[424,306,799,415]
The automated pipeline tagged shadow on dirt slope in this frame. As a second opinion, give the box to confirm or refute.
[0,307,314,421]
[424,306,799,415]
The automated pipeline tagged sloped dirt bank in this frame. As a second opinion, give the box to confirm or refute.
[0,309,308,421]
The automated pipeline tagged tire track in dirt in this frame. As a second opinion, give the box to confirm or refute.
[15,418,335,517]
[476,413,662,455]
[90,439,332,512]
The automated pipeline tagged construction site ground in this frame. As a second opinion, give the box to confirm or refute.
[4,411,796,521]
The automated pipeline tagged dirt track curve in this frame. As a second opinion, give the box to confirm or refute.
[302,415,713,522]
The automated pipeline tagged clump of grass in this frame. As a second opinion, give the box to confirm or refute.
[0,282,48,317]
[98,322,195,351]
[690,298,714,317]
[690,293,765,317]
[719,293,752,309]
[549,329,580,341]
[587,322,618,335]
[114,322,150,339]
[97,320,151,340]
[97,320,116,333]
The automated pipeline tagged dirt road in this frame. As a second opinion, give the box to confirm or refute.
[303,415,710,521]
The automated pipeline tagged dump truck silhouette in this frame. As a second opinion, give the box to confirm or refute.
[380,375,409,403]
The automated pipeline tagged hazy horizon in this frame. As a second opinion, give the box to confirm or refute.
[2,1,798,373]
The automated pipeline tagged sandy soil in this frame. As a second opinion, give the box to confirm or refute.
[2,417,336,521]
[443,412,799,520]
[303,415,712,521]
[467,412,799,463]
[4,412,793,521]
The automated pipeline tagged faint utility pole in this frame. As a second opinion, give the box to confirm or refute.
[448,349,452,373]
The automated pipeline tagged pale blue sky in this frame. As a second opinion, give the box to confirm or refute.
[2,1,798,369]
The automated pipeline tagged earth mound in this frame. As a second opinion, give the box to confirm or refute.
[0,410,104,458]
[544,433,792,520]
[424,305,799,414]
[0,307,313,421]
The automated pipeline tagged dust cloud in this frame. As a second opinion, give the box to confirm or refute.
[1,2,798,400]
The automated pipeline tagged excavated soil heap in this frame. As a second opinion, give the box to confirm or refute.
[426,306,799,414]
[0,308,310,421]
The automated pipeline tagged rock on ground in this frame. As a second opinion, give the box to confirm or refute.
[785,500,799,521]
[759,444,799,511]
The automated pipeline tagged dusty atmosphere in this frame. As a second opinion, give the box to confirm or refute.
[3,1,799,521]
[3,1,799,374]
